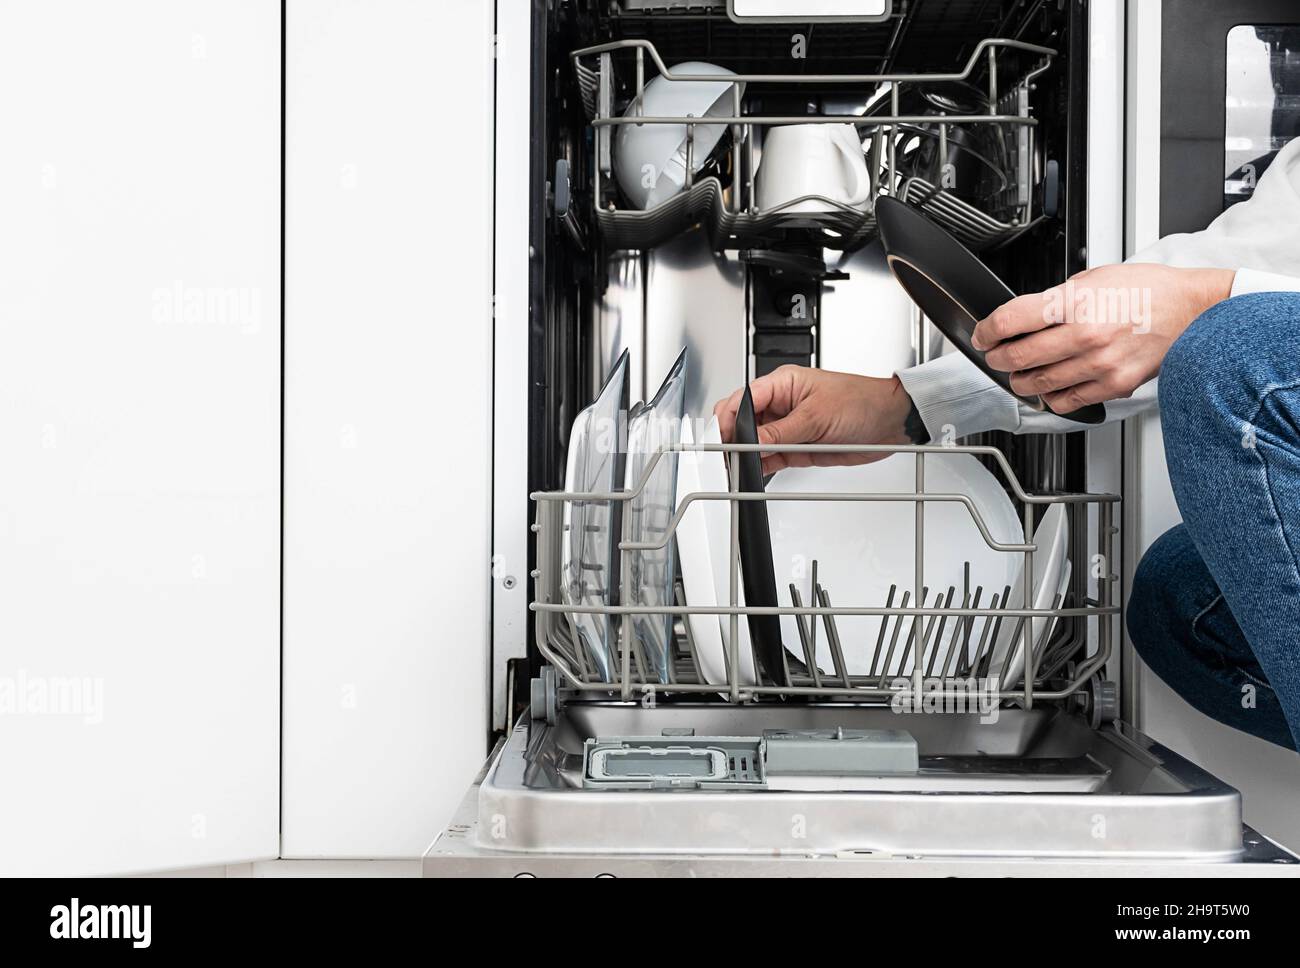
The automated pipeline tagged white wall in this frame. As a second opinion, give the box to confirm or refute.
[281,0,495,857]
[0,0,281,874]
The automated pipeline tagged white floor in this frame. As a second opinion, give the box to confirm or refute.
[1141,672,1300,852]
[139,860,424,878]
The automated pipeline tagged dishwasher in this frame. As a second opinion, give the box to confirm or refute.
[427,0,1300,876]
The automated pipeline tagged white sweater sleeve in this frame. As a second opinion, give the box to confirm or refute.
[896,138,1300,439]
[896,351,1158,440]
[1231,268,1300,297]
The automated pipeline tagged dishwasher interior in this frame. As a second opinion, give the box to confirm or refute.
[459,0,1294,868]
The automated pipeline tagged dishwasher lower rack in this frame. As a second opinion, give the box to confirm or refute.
[441,703,1285,864]
[532,441,1119,710]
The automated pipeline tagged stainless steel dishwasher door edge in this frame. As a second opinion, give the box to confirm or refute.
[465,716,1247,861]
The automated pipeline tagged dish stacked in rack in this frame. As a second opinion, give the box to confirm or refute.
[562,354,1071,691]
[572,39,1052,253]
[561,349,689,684]
[592,51,886,252]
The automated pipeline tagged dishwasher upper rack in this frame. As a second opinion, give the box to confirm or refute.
[531,441,1119,709]
[570,37,1054,252]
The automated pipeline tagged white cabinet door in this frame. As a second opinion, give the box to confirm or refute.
[0,1,281,874]
[281,0,494,857]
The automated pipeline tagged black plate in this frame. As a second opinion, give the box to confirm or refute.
[875,196,1106,425]
[734,387,805,687]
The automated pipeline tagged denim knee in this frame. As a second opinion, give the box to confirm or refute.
[1157,297,1240,429]
[1158,292,1300,467]
[1159,291,1300,425]
[1126,526,1197,660]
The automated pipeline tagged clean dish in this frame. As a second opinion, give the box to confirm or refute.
[757,123,871,214]
[734,387,803,685]
[766,453,1023,676]
[624,350,688,683]
[674,416,759,687]
[614,62,743,210]
[988,502,1071,687]
[986,559,1073,688]
[560,351,630,680]
[875,196,1106,425]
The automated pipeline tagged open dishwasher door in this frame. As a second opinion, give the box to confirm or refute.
[424,692,1298,876]
[429,425,1297,875]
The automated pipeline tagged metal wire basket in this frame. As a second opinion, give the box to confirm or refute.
[531,440,1119,709]
[571,37,1055,251]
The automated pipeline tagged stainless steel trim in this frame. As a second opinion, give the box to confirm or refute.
[571,37,1056,85]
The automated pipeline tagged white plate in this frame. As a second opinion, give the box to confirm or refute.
[766,453,1023,677]
[988,502,1070,687]
[624,351,687,683]
[674,416,759,687]
[560,353,629,680]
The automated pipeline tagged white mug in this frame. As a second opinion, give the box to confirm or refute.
[757,123,871,214]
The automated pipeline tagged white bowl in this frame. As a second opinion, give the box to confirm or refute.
[614,62,743,210]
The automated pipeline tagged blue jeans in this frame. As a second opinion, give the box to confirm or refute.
[1127,291,1300,751]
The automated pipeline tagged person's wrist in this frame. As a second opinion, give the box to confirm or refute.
[1189,268,1236,318]
[883,375,926,444]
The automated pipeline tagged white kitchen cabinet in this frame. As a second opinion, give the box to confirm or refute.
[0,0,281,875]
[281,0,495,857]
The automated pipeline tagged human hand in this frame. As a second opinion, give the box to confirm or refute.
[970,264,1236,415]
[712,365,916,475]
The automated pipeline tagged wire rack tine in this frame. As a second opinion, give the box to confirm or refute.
[968,590,1003,679]
[789,585,823,689]
[809,560,820,679]
[947,587,982,678]
[876,589,911,687]
[893,586,930,680]
[867,584,897,678]
[815,586,852,690]
[917,593,945,678]
[937,588,967,679]
[925,586,957,678]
